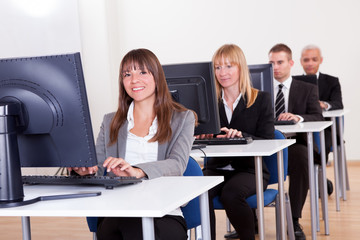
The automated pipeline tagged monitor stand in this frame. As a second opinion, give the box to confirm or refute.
[0,102,25,205]
[0,192,101,208]
[0,103,101,208]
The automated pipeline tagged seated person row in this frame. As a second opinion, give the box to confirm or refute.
[219,43,325,240]
[70,44,338,240]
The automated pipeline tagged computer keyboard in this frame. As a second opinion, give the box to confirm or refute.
[274,120,296,125]
[191,143,207,150]
[193,137,253,145]
[22,175,142,189]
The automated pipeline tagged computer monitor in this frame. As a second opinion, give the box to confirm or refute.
[0,53,97,205]
[248,63,274,109]
[162,62,221,135]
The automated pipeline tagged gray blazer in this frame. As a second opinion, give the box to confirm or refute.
[95,110,196,179]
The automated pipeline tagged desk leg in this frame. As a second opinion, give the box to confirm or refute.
[21,216,31,240]
[307,133,317,240]
[320,130,330,235]
[338,116,347,200]
[142,217,155,240]
[255,156,265,240]
[330,117,341,211]
[277,150,286,240]
[199,191,211,240]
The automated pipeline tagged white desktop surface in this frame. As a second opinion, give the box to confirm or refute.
[322,109,350,118]
[322,109,350,208]
[191,139,295,240]
[191,139,295,158]
[275,121,332,134]
[276,121,333,239]
[0,176,223,218]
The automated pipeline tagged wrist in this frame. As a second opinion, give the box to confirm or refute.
[136,168,146,178]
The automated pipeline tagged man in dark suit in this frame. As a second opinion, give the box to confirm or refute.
[294,45,344,197]
[299,45,343,111]
[297,45,344,159]
[269,43,324,240]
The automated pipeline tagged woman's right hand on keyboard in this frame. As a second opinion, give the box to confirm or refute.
[103,157,146,179]
[217,127,243,138]
[67,166,98,176]
[195,127,243,139]
[195,133,214,139]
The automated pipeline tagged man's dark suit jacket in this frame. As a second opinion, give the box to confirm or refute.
[288,79,324,121]
[207,91,274,180]
[293,73,343,110]
[293,73,344,150]
[286,79,324,218]
[288,79,324,146]
[318,73,343,110]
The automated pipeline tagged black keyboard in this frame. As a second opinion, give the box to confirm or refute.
[22,175,142,189]
[193,137,253,145]
[274,120,296,125]
[191,144,207,150]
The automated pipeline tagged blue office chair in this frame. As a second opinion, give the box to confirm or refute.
[212,129,295,240]
[86,216,98,240]
[181,157,203,240]
[86,157,203,240]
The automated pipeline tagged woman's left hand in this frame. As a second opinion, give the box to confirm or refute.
[217,127,243,138]
[67,166,98,176]
[103,157,146,178]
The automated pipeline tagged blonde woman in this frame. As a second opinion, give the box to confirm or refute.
[203,44,274,240]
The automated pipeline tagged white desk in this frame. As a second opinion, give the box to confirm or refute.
[0,176,223,240]
[322,109,350,210]
[276,121,332,240]
[191,139,295,240]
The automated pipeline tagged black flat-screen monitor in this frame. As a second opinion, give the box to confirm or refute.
[0,53,97,205]
[248,63,274,109]
[162,62,221,135]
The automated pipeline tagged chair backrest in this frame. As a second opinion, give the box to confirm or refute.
[86,216,98,233]
[263,129,288,185]
[183,156,203,177]
[181,157,203,229]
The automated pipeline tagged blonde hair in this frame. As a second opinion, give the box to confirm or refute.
[212,44,258,108]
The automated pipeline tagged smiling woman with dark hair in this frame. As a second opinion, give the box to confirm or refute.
[69,48,197,240]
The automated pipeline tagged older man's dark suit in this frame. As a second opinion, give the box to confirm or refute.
[318,73,343,110]
[287,79,324,218]
[318,73,344,158]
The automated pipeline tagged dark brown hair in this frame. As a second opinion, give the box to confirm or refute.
[109,48,196,145]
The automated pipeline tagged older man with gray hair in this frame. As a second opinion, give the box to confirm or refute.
[294,44,344,197]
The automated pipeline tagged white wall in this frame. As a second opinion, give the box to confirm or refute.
[1,0,359,160]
